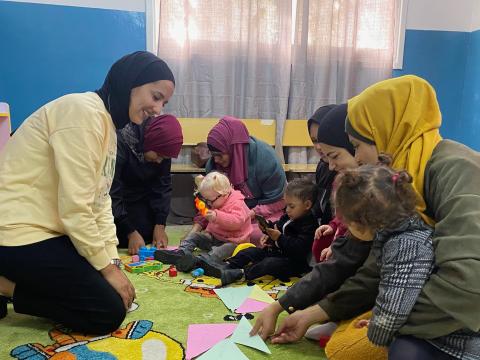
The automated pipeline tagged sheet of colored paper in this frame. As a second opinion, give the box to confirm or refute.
[235,298,270,314]
[249,285,275,304]
[230,317,271,354]
[186,323,237,359]
[214,286,253,312]
[196,339,248,360]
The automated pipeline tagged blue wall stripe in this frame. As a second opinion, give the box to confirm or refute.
[393,29,474,149]
[460,29,480,150]
[0,1,146,129]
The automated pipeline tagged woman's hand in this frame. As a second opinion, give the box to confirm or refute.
[271,305,329,344]
[259,234,271,248]
[128,231,145,255]
[101,264,136,310]
[320,246,333,262]
[152,224,168,249]
[250,301,284,340]
[314,224,334,240]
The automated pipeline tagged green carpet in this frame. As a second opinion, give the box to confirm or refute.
[0,227,326,359]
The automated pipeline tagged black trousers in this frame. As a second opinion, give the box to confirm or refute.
[389,336,455,360]
[0,236,125,334]
[117,200,155,248]
[228,247,309,281]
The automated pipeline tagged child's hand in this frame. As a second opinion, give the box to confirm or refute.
[266,225,281,241]
[204,209,217,222]
[260,235,272,248]
[314,225,333,240]
[354,319,370,328]
[319,246,333,262]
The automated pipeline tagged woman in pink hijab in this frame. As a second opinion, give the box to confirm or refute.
[205,116,287,244]
[110,114,183,255]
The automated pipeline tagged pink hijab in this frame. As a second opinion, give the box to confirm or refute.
[207,116,250,188]
[144,114,183,158]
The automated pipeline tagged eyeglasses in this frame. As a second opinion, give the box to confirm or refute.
[197,193,223,207]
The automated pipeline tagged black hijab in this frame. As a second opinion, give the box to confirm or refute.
[308,104,337,224]
[307,104,336,131]
[96,51,175,129]
[316,103,354,155]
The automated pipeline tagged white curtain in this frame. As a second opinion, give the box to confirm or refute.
[288,0,397,165]
[156,0,397,165]
[157,0,293,163]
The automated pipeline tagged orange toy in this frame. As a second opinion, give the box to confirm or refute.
[194,197,208,216]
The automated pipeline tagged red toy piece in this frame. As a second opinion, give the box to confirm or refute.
[318,335,331,348]
[168,266,178,277]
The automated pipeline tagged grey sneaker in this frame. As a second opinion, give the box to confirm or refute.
[220,269,244,286]
[176,253,199,272]
[154,249,185,265]
[197,255,227,278]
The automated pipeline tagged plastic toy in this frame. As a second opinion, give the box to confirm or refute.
[169,266,178,277]
[131,255,140,262]
[318,335,331,348]
[138,246,156,261]
[191,268,204,277]
[194,197,208,216]
[124,260,163,274]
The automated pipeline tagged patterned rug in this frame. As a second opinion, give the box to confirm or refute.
[0,227,326,359]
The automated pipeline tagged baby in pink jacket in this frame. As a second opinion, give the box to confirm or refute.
[155,171,252,271]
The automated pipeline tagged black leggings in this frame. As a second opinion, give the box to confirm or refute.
[228,247,309,281]
[0,236,125,334]
[389,336,455,360]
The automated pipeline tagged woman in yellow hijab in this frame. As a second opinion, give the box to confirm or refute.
[256,75,480,360]
[346,75,442,225]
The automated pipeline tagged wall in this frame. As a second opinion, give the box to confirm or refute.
[0,0,146,129]
[460,1,480,149]
[393,0,479,150]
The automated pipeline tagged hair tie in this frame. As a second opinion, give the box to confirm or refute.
[392,173,399,184]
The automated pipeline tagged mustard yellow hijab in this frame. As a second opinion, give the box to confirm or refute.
[347,75,442,225]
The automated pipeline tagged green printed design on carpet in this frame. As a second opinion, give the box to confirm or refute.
[0,227,326,359]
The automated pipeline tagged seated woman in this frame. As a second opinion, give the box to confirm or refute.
[254,75,480,360]
[110,114,183,255]
[0,51,174,333]
[204,116,287,245]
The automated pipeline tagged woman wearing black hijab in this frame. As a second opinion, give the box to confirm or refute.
[251,104,372,342]
[307,104,337,225]
[0,51,175,334]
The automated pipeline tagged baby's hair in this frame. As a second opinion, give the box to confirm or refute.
[334,164,417,230]
[285,178,317,204]
[198,171,232,195]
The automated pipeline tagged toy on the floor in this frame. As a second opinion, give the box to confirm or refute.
[194,196,208,216]
[169,265,178,277]
[138,246,156,261]
[318,335,331,348]
[131,254,140,262]
[125,260,163,274]
[191,268,205,277]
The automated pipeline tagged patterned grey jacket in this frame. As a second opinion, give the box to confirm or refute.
[369,215,480,359]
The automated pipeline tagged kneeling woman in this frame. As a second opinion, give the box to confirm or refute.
[110,114,183,255]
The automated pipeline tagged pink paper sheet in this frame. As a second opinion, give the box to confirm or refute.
[186,323,237,360]
[235,298,270,314]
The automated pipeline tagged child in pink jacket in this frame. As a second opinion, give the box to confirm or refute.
[155,171,252,271]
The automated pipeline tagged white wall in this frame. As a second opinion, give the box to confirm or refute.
[406,0,475,32]
[2,0,145,12]
[470,1,480,31]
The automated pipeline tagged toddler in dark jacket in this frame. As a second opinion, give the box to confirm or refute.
[199,178,318,286]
